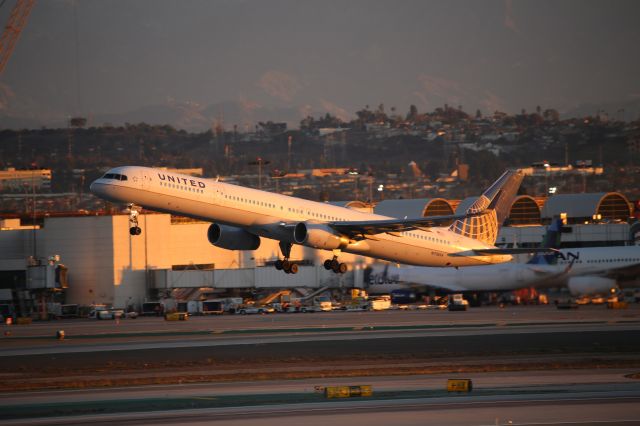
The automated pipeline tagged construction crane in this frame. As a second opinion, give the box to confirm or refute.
[0,0,35,77]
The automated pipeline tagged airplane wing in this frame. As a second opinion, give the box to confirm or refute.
[328,213,474,238]
[600,262,640,281]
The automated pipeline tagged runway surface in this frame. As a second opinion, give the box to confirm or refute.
[3,382,640,425]
[2,305,640,424]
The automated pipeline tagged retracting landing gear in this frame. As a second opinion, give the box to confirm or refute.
[323,252,347,274]
[275,241,298,274]
[127,204,142,236]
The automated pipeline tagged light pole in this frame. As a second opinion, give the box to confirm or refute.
[346,168,359,200]
[287,136,292,171]
[32,172,36,261]
[23,174,36,261]
[368,174,374,203]
[248,157,270,189]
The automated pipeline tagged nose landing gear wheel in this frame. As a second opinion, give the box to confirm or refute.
[127,204,141,236]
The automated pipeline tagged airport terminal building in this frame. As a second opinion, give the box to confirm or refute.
[0,192,635,313]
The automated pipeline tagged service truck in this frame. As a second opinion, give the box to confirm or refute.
[369,295,391,311]
[202,299,225,315]
[142,302,165,316]
[448,294,469,311]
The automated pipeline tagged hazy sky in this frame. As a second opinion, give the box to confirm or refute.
[3,0,640,123]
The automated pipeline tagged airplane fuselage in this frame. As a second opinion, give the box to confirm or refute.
[382,246,640,293]
[90,166,512,267]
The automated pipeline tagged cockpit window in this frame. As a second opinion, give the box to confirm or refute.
[102,173,128,181]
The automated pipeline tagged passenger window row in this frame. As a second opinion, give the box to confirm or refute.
[402,231,444,244]
[225,194,276,209]
[582,258,640,263]
[160,181,204,193]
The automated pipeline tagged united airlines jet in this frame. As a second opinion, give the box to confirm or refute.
[90,167,523,274]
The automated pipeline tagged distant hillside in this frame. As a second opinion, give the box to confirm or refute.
[2,97,639,131]
[0,101,318,132]
[562,98,640,122]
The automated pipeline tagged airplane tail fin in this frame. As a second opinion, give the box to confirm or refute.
[448,170,524,245]
[539,217,564,250]
[528,217,566,265]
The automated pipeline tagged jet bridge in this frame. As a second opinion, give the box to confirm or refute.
[152,265,362,290]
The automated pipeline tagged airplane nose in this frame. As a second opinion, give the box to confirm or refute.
[89,180,102,196]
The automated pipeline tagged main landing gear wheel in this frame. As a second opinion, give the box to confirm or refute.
[324,257,347,274]
[275,242,298,274]
[127,204,142,236]
[284,263,299,274]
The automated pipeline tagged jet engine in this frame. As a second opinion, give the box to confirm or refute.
[207,224,260,251]
[567,276,617,296]
[293,222,348,250]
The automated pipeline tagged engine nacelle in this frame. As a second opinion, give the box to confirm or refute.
[293,222,348,250]
[207,224,260,251]
[567,276,617,296]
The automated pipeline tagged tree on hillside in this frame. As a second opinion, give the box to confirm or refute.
[406,104,419,121]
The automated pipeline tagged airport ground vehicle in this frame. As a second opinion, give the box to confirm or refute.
[237,305,273,315]
[59,304,80,318]
[295,295,333,312]
[165,312,188,321]
[390,289,417,304]
[202,299,225,315]
[187,300,203,314]
[369,295,391,311]
[95,308,127,320]
[0,289,15,322]
[312,296,332,311]
[448,293,469,311]
[0,303,15,322]
[202,298,243,314]
[87,304,109,319]
[141,302,165,316]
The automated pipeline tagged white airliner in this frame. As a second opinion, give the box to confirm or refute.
[90,166,523,274]
[374,219,640,296]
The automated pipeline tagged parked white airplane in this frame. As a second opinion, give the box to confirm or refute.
[374,219,640,296]
[90,167,523,274]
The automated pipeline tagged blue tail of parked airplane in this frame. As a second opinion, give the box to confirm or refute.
[527,217,566,265]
